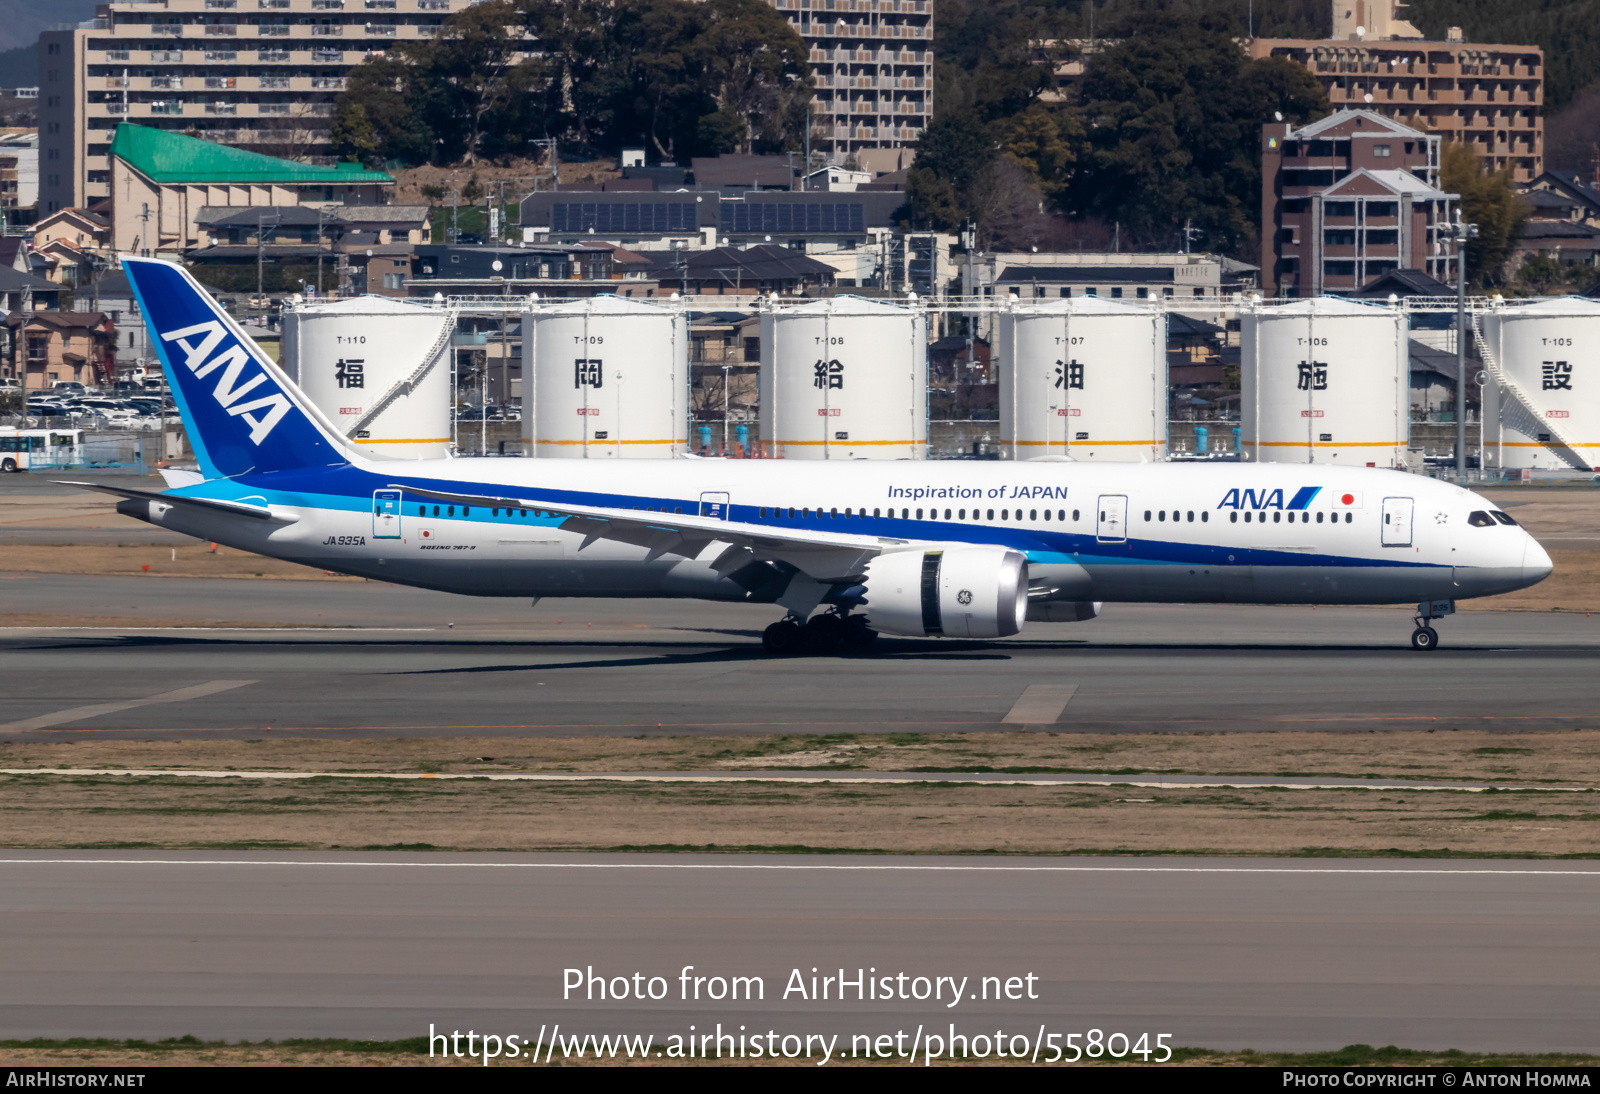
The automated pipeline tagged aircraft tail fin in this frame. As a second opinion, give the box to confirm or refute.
[121,256,361,479]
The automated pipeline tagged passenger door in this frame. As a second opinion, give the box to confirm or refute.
[1381,496,1413,548]
[1096,495,1128,543]
[372,489,402,539]
[699,492,731,520]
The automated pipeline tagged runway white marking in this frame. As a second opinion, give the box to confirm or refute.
[0,627,436,633]
[0,858,1597,876]
[0,766,1591,793]
[1001,683,1078,724]
[0,680,257,732]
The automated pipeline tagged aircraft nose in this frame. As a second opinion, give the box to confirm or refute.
[1522,535,1553,587]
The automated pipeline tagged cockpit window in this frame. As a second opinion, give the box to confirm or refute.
[1491,511,1518,526]
[1467,511,1496,528]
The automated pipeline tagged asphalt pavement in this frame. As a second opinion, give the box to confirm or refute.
[1,576,1598,738]
[1,851,1595,1054]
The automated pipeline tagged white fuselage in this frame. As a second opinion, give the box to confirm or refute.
[119,456,1551,611]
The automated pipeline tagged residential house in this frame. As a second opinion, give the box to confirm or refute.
[0,264,61,316]
[33,206,108,255]
[642,245,836,297]
[5,310,114,388]
[406,243,659,300]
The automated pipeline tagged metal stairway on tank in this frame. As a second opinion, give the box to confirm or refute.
[1472,309,1589,471]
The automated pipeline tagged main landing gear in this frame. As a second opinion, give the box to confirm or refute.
[762,610,877,655]
[1410,598,1455,652]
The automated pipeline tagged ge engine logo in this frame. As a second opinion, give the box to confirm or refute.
[957,589,973,606]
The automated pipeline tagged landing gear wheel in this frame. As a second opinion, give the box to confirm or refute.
[801,613,847,654]
[1411,626,1439,651]
[762,620,803,655]
[842,615,878,652]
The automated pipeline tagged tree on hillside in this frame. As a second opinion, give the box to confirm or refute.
[1071,12,1327,254]
[1441,140,1529,287]
[332,1,535,165]
[905,112,997,230]
[694,0,812,153]
[335,0,812,167]
[427,1,535,163]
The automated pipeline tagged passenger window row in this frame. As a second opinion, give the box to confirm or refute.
[754,506,1083,523]
[1225,510,1353,524]
[409,505,574,520]
[1142,510,1210,523]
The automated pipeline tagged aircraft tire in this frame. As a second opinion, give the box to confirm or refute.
[763,620,803,655]
[842,617,879,651]
[801,613,847,653]
[1410,626,1439,651]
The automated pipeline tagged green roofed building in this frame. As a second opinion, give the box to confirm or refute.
[37,0,473,217]
[110,124,393,258]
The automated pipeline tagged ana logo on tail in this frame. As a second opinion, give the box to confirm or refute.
[160,320,292,444]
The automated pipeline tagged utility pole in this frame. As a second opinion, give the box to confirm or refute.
[316,205,325,295]
[722,363,732,456]
[528,138,559,192]
[962,220,977,380]
[256,208,279,302]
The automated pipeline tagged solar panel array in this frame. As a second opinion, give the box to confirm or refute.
[550,202,699,233]
[719,203,866,234]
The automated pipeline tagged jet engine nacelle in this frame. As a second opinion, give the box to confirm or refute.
[862,546,1028,638]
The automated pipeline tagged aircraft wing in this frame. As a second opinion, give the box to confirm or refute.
[57,481,300,524]
[392,483,899,582]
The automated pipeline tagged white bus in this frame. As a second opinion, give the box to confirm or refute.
[0,428,85,472]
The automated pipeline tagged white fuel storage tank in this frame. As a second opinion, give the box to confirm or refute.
[1241,296,1408,466]
[996,297,1165,461]
[522,295,688,458]
[1480,297,1600,471]
[281,296,454,459]
[760,296,926,459]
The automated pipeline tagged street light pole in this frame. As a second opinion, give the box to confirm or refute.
[1442,212,1480,478]
[722,363,731,456]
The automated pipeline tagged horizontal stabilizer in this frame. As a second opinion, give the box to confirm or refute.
[55,481,298,524]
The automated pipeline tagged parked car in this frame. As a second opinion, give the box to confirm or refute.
[51,381,87,397]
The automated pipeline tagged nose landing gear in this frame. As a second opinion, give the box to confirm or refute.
[1410,599,1454,651]
[761,610,877,655]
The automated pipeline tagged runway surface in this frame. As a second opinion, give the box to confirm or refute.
[1,851,1596,1053]
[2,575,1599,738]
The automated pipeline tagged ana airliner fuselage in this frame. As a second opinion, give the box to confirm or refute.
[73,257,1553,654]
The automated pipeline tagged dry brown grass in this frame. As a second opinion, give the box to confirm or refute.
[5,729,1596,782]
[3,731,1599,858]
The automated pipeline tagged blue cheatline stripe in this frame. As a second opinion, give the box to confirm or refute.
[194,465,1438,574]
[1286,486,1322,511]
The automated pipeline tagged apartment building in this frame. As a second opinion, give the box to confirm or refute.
[0,129,39,216]
[1248,1,1543,182]
[1262,110,1458,297]
[763,0,932,157]
[38,0,472,216]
